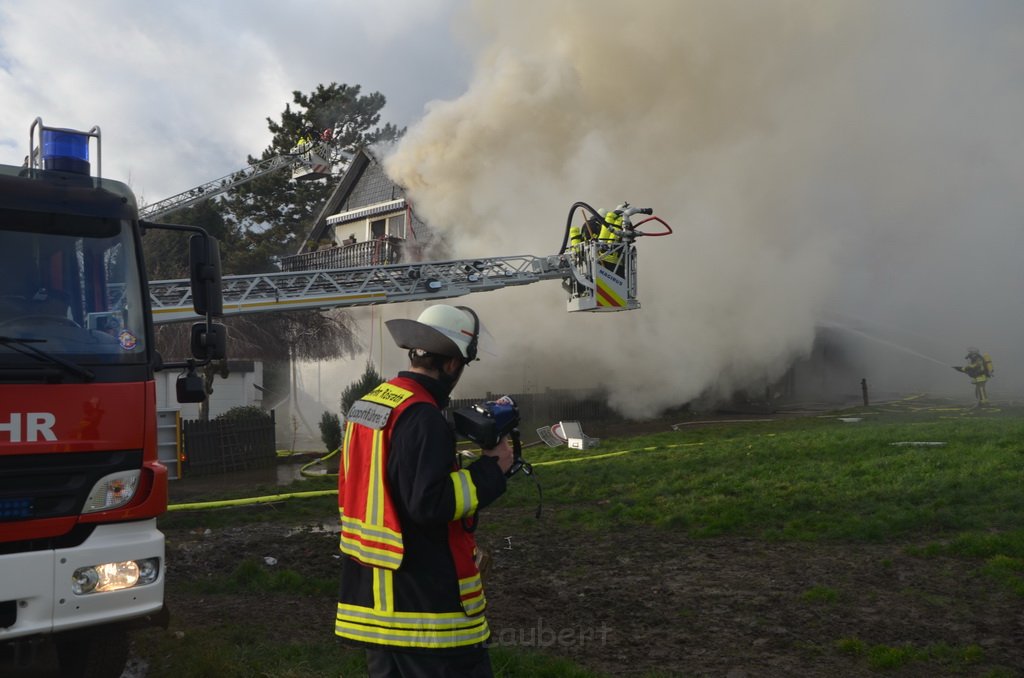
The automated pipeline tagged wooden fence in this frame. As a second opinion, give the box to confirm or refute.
[181,412,277,477]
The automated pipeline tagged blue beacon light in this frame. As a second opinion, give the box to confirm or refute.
[41,128,91,174]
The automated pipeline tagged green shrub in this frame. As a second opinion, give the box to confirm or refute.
[341,362,383,414]
[319,410,342,453]
[215,405,272,422]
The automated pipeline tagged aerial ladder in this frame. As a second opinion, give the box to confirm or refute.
[146,202,673,324]
[139,133,347,220]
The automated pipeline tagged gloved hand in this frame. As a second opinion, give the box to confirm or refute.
[482,435,514,475]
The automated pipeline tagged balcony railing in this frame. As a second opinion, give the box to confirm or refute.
[281,237,404,272]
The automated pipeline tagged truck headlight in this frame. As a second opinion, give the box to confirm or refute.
[83,470,140,513]
[72,557,160,594]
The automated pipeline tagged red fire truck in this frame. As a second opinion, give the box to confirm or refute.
[0,119,225,677]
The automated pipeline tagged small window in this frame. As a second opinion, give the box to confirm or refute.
[387,213,406,239]
[370,218,386,239]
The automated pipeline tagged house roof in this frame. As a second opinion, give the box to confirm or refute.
[297,145,439,257]
[299,148,374,252]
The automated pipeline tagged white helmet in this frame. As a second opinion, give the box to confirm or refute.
[386,304,482,362]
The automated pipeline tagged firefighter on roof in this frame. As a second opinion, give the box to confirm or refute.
[335,304,512,677]
[953,347,994,407]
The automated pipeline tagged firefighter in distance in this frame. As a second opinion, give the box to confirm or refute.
[953,347,994,407]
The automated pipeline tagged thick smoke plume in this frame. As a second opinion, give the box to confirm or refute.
[377,0,1024,416]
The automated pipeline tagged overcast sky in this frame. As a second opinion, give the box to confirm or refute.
[4,1,1024,416]
[0,0,471,205]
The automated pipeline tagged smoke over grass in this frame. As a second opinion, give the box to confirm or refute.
[381,0,1024,416]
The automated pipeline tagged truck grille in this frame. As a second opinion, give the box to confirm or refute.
[0,450,142,522]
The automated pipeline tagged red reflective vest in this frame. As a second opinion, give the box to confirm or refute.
[336,376,489,649]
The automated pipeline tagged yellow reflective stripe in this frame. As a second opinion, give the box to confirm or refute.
[338,513,403,549]
[459,574,483,596]
[339,534,403,569]
[462,594,486,616]
[337,602,486,628]
[373,568,394,613]
[458,573,485,615]
[365,431,377,525]
[335,618,489,649]
[361,430,389,529]
[374,430,387,525]
[342,421,356,476]
[363,383,414,406]
[450,469,478,520]
[336,603,490,647]
[458,573,486,615]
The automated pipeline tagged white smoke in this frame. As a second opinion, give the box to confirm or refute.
[376,0,1024,415]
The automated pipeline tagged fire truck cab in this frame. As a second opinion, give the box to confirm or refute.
[0,120,225,677]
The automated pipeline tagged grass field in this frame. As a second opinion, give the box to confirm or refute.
[138,396,1024,677]
[502,398,1024,549]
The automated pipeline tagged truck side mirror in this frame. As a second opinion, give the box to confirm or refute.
[189,234,223,317]
[190,322,227,361]
[176,368,206,404]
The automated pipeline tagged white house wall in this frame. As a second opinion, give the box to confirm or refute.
[155,362,264,420]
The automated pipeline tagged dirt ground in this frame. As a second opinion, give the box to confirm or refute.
[161,518,1024,675]
[158,409,1024,677]
[159,514,1024,678]
[482,520,1023,677]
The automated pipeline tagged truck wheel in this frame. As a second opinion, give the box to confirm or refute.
[54,626,129,678]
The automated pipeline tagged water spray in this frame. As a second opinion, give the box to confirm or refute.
[819,321,949,367]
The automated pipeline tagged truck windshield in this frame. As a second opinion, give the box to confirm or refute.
[0,210,147,364]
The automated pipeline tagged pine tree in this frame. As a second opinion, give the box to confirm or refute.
[341,362,384,415]
[146,83,402,418]
[221,83,404,269]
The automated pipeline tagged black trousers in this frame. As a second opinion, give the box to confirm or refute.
[364,646,493,678]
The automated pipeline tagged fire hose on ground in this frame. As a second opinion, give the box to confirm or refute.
[166,441,706,511]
